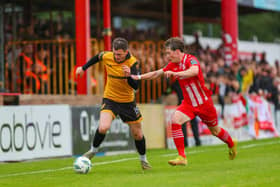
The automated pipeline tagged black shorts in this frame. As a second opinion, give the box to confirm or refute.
[101,98,142,124]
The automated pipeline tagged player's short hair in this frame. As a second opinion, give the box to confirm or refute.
[112,37,128,51]
[164,37,185,52]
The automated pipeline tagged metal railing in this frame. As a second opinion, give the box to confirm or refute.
[4,39,169,103]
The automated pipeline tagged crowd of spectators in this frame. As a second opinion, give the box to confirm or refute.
[3,12,280,110]
[4,12,73,43]
[4,12,165,43]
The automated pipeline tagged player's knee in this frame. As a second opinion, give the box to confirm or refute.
[132,132,143,140]
[171,115,180,124]
[171,115,186,125]
[98,126,110,134]
[209,127,219,136]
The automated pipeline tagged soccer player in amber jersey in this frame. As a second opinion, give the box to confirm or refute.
[76,37,151,170]
[130,37,237,166]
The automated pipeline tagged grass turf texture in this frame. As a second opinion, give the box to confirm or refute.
[0,137,279,187]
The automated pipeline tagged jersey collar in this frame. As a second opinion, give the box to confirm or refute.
[114,52,131,64]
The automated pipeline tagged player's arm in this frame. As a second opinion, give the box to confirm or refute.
[131,69,164,80]
[165,65,199,79]
[126,63,139,90]
[76,52,104,78]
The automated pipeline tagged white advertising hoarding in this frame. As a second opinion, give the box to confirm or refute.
[0,105,72,161]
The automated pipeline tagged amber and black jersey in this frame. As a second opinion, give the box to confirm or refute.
[82,51,139,103]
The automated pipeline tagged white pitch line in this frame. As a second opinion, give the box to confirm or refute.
[0,157,137,179]
[0,140,279,179]
[240,140,280,148]
[92,157,137,166]
[0,166,72,179]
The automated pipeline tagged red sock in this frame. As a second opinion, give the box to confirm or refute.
[172,123,186,158]
[216,128,234,148]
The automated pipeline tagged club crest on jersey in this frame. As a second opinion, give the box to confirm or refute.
[191,59,198,65]
[134,106,140,115]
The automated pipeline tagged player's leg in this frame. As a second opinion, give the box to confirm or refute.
[199,100,237,160]
[119,101,151,170]
[171,110,191,158]
[181,123,188,147]
[208,125,237,160]
[83,111,114,159]
[168,109,193,166]
[190,117,201,146]
[129,123,151,170]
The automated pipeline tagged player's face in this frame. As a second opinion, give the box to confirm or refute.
[165,48,180,63]
[113,49,128,63]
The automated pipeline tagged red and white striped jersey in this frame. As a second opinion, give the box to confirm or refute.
[163,54,212,107]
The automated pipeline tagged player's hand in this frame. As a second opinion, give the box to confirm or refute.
[76,66,84,78]
[122,65,131,77]
[131,74,140,80]
[164,71,176,78]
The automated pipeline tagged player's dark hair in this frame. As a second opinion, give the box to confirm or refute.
[164,37,185,52]
[112,37,128,51]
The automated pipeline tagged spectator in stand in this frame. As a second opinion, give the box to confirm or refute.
[268,67,279,108]
[189,32,203,55]
[35,47,50,93]
[22,25,37,40]
[275,60,280,76]
[228,74,240,95]
[217,73,228,119]
[259,52,268,65]
[207,72,219,95]
[216,57,226,75]
[259,68,274,99]
[17,44,34,92]
[236,66,247,93]
[275,77,280,110]
[250,65,261,94]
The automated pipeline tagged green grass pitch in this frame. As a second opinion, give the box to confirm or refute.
[0,138,279,187]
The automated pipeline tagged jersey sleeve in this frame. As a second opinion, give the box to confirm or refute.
[82,51,107,70]
[188,56,200,67]
[100,51,110,65]
[127,63,139,90]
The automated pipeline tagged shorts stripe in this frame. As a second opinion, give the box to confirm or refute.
[101,109,116,118]
[126,117,143,125]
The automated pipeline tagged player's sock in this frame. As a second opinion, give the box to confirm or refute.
[216,128,234,148]
[92,128,106,150]
[172,123,186,158]
[135,136,146,160]
[135,136,151,170]
[140,154,147,162]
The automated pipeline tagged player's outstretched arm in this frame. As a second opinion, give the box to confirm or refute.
[76,53,103,78]
[165,66,199,79]
[131,69,164,80]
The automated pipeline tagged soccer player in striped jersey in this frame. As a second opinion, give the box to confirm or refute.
[76,37,151,170]
[129,37,237,166]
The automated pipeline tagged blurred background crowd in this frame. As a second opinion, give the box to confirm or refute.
[2,6,280,112]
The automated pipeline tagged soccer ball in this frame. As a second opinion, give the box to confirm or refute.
[73,156,92,174]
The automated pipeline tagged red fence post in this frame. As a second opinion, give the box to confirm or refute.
[171,0,183,38]
[75,0,91,94]
[221,0,238,65]
[103,0,112,51]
